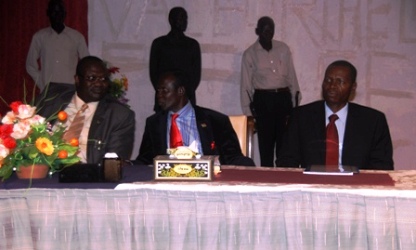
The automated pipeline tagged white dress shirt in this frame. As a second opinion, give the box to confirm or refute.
[240,39,301,115]
[26,26,89,91]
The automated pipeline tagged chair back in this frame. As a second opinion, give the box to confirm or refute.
[228,115,255,158]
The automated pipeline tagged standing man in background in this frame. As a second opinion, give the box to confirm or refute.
[26,0,89,92]
[241,16,301,167]
[149,6,201,112]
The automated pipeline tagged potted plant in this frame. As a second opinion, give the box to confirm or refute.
[0,101,80,180]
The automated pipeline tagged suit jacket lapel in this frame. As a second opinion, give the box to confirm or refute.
[89,100,107,139]
[194,107,214,155]
[313,102,326,137]
[86,99,108,162]
[313,101,327,162]
[342,103,358,161]
[157,112,168,154]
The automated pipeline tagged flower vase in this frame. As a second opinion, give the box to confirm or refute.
[16,164,49,179]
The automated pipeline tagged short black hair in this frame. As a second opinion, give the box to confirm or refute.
[256,16,274,29]
[76,56,107,76]
[326,60,357,83]
[169,7,187,22]
[47,0,65,14]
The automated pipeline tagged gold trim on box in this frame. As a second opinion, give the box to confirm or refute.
[167,147,198,159]
[154,155,217,181]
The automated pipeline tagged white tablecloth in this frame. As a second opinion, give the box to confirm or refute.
[1,167,416,249]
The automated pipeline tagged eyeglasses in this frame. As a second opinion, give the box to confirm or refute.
[80,75,109,83]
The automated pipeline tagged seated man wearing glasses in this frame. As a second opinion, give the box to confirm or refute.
[36,55,135,164]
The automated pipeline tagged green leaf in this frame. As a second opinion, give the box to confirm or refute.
[58,145,79,155]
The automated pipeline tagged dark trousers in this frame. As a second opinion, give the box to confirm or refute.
[254,90,292,167]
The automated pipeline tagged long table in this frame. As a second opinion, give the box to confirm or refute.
[0,165,415,250]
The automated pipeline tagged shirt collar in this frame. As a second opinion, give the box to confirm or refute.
[254,39,275,51]
[254,39,263,51]
[47,25,67,35]
[324,102,348,123]
[169,101,193,117]
[73,94,99,111]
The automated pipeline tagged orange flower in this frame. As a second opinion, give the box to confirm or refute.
[122,76,129,90]
[57,111,68,121]
[35,137,54,155]
[69,138,79,147]
[58,150,68,159]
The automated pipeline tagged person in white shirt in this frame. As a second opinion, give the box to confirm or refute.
[241,16,301,167]
[26,0,89,92]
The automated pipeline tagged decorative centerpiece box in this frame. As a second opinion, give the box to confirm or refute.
[154,147,218,181]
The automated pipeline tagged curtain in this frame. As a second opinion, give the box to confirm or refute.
[0,0,87,115]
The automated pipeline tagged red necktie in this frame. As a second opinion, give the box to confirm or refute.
[170,113,183,148]
[325,114,339,166]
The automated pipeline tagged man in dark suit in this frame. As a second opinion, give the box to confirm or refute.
[36,56,135,164]
[149,6,201,112]
[276,60,394,170]
[136,71,255,166]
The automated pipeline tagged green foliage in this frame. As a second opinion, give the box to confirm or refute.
[0,102,80,181]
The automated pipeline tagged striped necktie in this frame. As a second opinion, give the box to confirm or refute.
[63,104,88,142]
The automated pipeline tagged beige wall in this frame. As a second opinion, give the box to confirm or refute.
[88,0,416,169]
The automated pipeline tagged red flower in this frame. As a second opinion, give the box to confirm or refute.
[10,101,23,113]
[0,124,13,139]
[211,141,216,150]
[108,67,120,74]
[3,137,16,149]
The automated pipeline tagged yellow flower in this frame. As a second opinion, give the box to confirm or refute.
[121,76,129,90]
[35,137,54,156]
[113,78,121,85]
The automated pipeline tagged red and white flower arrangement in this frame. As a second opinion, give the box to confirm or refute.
[0,101,80,180]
